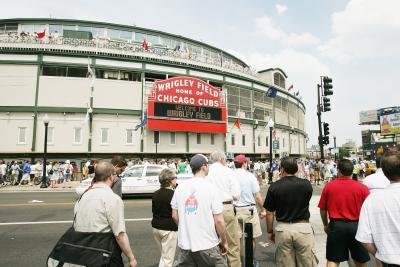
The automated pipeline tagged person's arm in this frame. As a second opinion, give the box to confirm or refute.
[213,213,228,255]
[115,232,137,267]
[254,192,266,218]
[361,242,377,255]
[266,210,275,243]
[320,209,329,234]
[172,208,179,225]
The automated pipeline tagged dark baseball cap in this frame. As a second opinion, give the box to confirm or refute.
[190,154,209,170]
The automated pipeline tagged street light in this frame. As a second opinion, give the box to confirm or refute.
[267,118,274,184]
[40,114,50,188]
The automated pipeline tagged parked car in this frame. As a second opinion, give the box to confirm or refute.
[76,165,193,196]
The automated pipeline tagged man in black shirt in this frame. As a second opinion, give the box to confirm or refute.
[263,157,318,267]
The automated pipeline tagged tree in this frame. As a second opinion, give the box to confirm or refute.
[339,147,350,159]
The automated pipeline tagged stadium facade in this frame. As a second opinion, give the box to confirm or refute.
[0,18,307,161]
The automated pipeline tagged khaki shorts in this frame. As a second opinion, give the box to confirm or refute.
[235,206,262,238]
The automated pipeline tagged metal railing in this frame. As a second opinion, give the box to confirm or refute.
[0,34,259,79]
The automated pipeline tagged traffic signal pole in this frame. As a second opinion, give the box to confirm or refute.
[317,78,324,160]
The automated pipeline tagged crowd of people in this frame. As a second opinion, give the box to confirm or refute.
[47,151,400,267]
[0,159,78,187]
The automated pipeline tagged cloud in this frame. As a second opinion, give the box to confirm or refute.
[275,4,288,15]
[319,0,400,63]
[255,16,320,46]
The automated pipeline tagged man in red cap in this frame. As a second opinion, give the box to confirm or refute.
[233,154,266,267]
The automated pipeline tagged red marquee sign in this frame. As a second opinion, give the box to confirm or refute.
[147,77,227,133]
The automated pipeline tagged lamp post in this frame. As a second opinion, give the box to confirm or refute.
[40,114,50,188]
[267,118,274,184]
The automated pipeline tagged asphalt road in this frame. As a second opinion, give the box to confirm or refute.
[0,186,374,267]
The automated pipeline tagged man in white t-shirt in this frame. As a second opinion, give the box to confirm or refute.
[356,153,400,266]
[172,154,228,267]
[362,158,390,193]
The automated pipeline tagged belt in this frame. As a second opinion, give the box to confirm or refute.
[222,201,233,205]
[382,263,400,267]
[279,219,309,224]
[235,204,255,208]
[330,218,359,222]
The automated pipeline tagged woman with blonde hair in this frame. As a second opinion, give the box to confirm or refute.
[151,168,178,267]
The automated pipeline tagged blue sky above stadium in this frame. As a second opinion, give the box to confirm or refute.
[2,0,399,146]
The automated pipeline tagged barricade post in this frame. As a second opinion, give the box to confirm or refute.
[244,222,253,267]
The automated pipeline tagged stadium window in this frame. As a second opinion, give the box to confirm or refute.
[282,138,285,148]
[67,67,87,78]
[101,128,109,145]
[211,133,215,145]
[242,135,246,146]
[47,127,54,144]
[197,133,201,144]
[258,135,261,146]
[170,132,176,145]
[145,72,166,82]
[154,131,160,144]
[266,136,269,147]
[42,66,67,77]
[273,72,286,88]
[126,129,133,144]
[231,134,235,146]
[135,32,146,42]
[18,127,27,144]
[73,127,82,144]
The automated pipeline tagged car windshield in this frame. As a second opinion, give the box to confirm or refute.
[123,167,144,178]
[145,166,163,177]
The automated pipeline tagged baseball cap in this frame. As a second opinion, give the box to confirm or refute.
[190,154,209,170]
[234,154,249,164]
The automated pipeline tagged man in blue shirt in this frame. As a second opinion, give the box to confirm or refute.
[20,160,31,185]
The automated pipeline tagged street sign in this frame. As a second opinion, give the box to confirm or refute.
[225,152,234,160]
[273,140,279,149]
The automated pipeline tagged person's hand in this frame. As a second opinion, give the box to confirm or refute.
[324,225,329,234]
[268,232,275,244]
[220,241,228,256]
[259,209,267,219]
[129,257,137,267]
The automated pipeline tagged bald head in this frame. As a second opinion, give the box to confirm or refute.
[94,160,114,183]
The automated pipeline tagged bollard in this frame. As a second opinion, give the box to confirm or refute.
[244,222,253,267]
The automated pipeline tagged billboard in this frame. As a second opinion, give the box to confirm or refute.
[380,112,400,135]
[359,109,378,124]
[147,77,227,133]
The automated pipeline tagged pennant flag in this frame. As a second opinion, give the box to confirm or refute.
[142,38,149,51]
[36,30,46,39]
[272,129,276,140]
[295,91,300,96]
[134,113,147,131]
[288,84,294,91]
[266,87,277,98]
[233,118,241,131]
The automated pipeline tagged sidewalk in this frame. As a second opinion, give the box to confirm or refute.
[0,181,80,192]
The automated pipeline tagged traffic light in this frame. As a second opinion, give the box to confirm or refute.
[323,77,333,96]
[323,122,330,136]
[323,136,330,145]
[323,97,331,112]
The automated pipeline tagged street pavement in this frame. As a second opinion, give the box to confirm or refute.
[0,184,375,267]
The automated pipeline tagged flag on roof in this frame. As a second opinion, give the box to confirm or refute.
[233,118,241,131]
[134,113,147,131]
[36,30,45,39]
[142,38,149,51]
[288,84,294,91]
[266,87,277,98]
[295,91,300,96]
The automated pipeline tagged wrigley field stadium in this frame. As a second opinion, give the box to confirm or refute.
[0,18,307,163]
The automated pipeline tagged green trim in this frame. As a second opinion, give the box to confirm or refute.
[0,106,141,115]
[140,70,145,153]
[0,51,306,110]
[31,54,42,152]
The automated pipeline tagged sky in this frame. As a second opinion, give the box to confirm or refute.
[2,0,399,147]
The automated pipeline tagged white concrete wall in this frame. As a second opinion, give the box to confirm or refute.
[93,80,142,110]
[144,131,187,154]
[38,77,90,107]
[226,124,253,154]
[91,114,141,153]
[0,113,33,153]
[0,65,37,106]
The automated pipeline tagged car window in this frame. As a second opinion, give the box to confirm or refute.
[123,167,144,178]
[145,166,163,177]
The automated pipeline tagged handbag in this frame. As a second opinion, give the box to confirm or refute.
[47,189,123,267]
